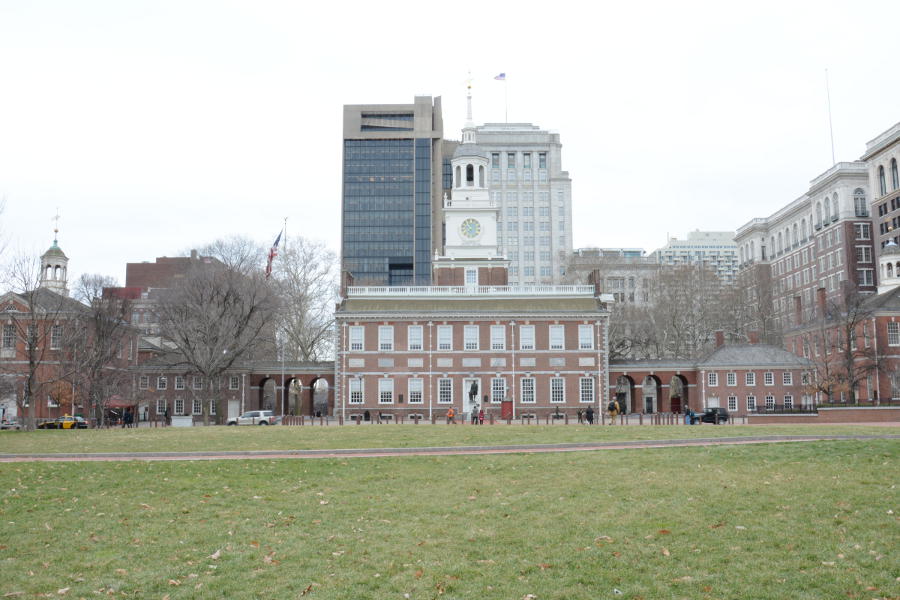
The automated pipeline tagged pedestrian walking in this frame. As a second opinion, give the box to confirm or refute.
[608,399,621,425]
[577,409,584,424]
[585,406,594,425]
[447,406,456,424]
[478,408,484,425]
[471,405,479,425]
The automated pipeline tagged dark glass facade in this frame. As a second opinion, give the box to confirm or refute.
[343,139,433,285]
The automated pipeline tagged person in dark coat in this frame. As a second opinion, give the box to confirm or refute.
[585,406,594,425]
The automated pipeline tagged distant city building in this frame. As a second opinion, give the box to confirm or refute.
[649,231,738,282]
[735,159,875,332]
[341,96,446,286]
[477,122,573,284]
[862,121,900,255]
[566,247,658,305]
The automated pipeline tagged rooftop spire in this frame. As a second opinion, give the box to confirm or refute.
[462,73,476,145]
[52,208,60,246]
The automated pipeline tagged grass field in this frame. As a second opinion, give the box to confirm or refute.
[0,423,896,455]
[0,428,897,599]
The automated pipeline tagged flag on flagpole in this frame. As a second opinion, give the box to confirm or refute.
[494,73,506,81]
[265,230,283,279]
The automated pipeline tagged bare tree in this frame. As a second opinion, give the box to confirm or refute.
[67,274,135,427]
[191,235,262,275]
[271,239,339,361]
[803,287,880,404]
[154,260,279,424]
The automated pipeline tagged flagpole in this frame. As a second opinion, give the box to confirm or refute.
[504,78,508,123]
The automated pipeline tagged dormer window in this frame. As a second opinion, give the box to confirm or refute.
[466,164,474,186]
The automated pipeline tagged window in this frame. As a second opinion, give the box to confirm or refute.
[888,322,900,346]
[579,377,595,403]
[726,372,737,386]
[193,376,203,390]
[192,398,202,415]
[765,395,775,410]
[156,398,166,414]
[523,222,534,232]
[520,325,535,350]
[507,206,518,217]
[745,372,756,386]
[523,152,531,168]
[578,324,594,349]
[507,152,516,168]
[175,398,184,415]
[2,324,14,349]
[464,325,479,350]
[139,375,149,390]
[857,269,874,286]
[210,400,217,416]
[746,395,757,411]
[784,395,793,409]
[378,326,394,351]
[491,378,506,403]
[408,378,423,404]
[520,378,536,403]
[524,266,535,277]
[50,325,61,350]
[854,223,871,240]
[378,378,394,404]
[408,326,423,351]
[550,377,565,403]
[437,325,452,350]
[782,372,793,386]
[349,378,363,404]
[490,325,506,350]
[438,378,453,403]
[707,372,718,386]
[175,376,185,390]
[539,206,550,217]
[538,152,547,169]
[157,376,167,390]
[549,325,564,350]
[491,153,500,168]
[349,326,364,351]
[854,189,868,216]
[879,165,887,196]
[229,376,240,390]
[728,396,738,412]
[523,207,534,217]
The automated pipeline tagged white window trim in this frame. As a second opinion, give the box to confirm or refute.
[549,325,564,350]
[519,325,535,350]
[407,325,423,351]
[378,326,394,352]
[408,378,424,404]
[490,325,506,350]
[378,378,394,404]
[349,326,365,351]
[520,377,536,403]
[578,324,594,350]
[579,377,595,403]
[437,378,453,404]
[437,325,453,351]
[464,325,479,351]
[550,377,565,403]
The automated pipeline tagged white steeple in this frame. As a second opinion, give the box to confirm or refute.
[461,75,476,145]
[39,214,69,296]
[878,240,900,294]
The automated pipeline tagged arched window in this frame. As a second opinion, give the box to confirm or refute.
[892,159,899,191]
[454,165,461,188]
[816,202,822,226]
[792,224,798,247]
[800,218,807,241]
[466,164,474,186]
[777,232,783,253]
[879,165,887,196]
[854,188,867,217]
[824,197,831,221]
[887,263,894,278]
[770,236,775,255]
[479,165,485,187]
[750,240,755,259]
[740,247,745,264]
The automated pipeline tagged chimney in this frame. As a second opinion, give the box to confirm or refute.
[748,330,760,345]
[714,330,725,348]
[190,249,198,260]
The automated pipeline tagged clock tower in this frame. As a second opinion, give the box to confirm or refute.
[433,84,508,286]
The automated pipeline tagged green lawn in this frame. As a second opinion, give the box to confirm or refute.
[0,437,897,599]
[0,423,896,455]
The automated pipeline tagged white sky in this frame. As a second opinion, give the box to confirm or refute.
[1,0,899,284]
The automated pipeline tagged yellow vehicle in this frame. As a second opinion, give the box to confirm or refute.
[37,415,88,429]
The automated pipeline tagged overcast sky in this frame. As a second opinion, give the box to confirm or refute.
[1,0,899,284]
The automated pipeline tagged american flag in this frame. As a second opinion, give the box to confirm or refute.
[494,73,506,81]
[265,230,282,279]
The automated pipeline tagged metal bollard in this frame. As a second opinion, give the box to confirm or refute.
[489,413,495,425]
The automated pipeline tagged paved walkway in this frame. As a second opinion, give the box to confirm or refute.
[1,434,897,462]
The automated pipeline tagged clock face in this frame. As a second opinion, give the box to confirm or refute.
[460,218,482,239]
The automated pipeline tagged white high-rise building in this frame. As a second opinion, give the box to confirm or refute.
[475,123,573,284]
[650,231,739,283]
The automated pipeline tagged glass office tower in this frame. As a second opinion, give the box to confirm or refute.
[342,97,444,286]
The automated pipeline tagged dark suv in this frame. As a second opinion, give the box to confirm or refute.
[699,407,730,424]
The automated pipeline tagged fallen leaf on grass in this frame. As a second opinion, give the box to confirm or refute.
[140,504,152,510]
[264,551,279,565]
[56,590,69,596]
[115,569,127,575]
[709,522,725,529]
[209,550,221,560]
[3,592,25,598]
[414,570,423,578]
[538,563,552,570]
[658,529,671,535]
[168,579,181,586]
[300,584,313,596]
[661,548,670,557]
[249,541,259,548]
